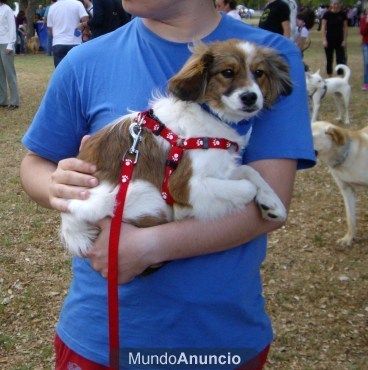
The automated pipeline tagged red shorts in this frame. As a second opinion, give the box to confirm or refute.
[55,335,269,370]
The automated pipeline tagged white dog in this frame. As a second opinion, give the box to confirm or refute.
[306,64,351,125]
[61,39,292,257]
[312,120,368,246]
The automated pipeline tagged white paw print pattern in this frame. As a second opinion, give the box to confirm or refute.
[196,139,203,146]
[212,139,220,146]
[166,133,174,140]
[226,142,231,148]
[162,192,168,199]
[183,140,188,146]
[172,153,179,161]
[121,175,130,183]
[154,124,160,131]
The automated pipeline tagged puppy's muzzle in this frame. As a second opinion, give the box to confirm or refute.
[240,92,258,112]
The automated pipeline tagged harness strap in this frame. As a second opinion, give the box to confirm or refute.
[138,110,239,205]
[108,157,135,369]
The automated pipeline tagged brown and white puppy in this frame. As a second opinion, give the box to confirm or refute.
[61,39,293,256]
[27,35,40,54]
[312,121,368,246]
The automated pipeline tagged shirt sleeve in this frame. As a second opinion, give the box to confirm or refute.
[6,8,16,49]
[47,8,53,27]
[22,59,87,163]
[301,27,309,38]
[279,2,291,23]
[78,2,89,19]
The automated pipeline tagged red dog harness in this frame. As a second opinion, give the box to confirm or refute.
[138,109,239,204]
[108,109,239,369]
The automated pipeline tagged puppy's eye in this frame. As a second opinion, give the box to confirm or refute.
[253,69,264,78]
[221,69,234,78]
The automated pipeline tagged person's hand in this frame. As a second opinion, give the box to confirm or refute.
[49,135,98,212]
[5,48,13,55]
[86,219,157,284]
[341,40,346,47]
[323,39,328,48]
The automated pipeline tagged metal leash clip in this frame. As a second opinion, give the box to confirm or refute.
[127,121,142,164]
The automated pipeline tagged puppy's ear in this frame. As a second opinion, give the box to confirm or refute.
[325,126,346,145]
[261,50,293,107]
[168,45,214,102]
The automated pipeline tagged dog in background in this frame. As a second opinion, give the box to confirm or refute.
[26,35,40,54]
[61,39,293,256]
[306,64,351,125]
[312,120,368,246]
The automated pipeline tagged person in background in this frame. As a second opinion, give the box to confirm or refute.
[215,0,242,21]
[359,7,368,90]
[44,0,57,56]
[80,0,93,42]
[15,10,26,54]
[36,4,46,19]
[294,8,315,53]
[20,0,315,368]
[259,0,291,37]
[81,0,130,39]
[321,0,348,76]
[47,0,88,67]
[0,0,20,109]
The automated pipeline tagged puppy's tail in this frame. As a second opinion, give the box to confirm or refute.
[335,64,350,82]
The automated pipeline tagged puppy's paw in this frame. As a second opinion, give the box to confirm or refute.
[256,189,287,222]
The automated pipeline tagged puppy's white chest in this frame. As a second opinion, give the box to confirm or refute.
[190,149,239,177]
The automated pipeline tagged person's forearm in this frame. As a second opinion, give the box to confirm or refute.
[343,21,348,44]
[145,202,279,263]
[321,20,327,42]
[282,21,291,38]
[20,152,56,209]
[145,159,297,264]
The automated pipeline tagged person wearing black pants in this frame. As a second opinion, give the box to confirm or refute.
[321,0,348,76]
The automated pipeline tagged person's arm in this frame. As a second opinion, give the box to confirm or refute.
[87,158,297,283]
[360,14,368,36]
[321,18,328,47]
[342,18,348,47]
[282,20,291,37]
[6,8,16,52]
[20,151,98,212]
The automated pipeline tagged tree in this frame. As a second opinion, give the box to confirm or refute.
[16,0,44,38]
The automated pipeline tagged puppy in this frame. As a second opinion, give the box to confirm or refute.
[61,39,293,256]
[306,64,351,125]
[27,35,39,54]
[312,120,368,246]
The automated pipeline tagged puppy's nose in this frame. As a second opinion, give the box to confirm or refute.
[240,92,257,106]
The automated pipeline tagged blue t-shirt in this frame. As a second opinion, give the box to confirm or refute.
[23,16,315,368]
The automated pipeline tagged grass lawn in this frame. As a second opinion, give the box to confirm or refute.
[0,26,367,369]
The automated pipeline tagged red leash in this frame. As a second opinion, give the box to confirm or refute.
[108,157,135,369]
[106,111,239,368]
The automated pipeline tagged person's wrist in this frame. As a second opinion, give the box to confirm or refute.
[139,226,165,266]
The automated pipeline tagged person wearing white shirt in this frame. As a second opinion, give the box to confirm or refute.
[0,0,19,109]
[47,0,88,67]
[215,0,242,21]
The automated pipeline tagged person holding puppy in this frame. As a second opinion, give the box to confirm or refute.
[0,0,20,109]
[20,0,315,368]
